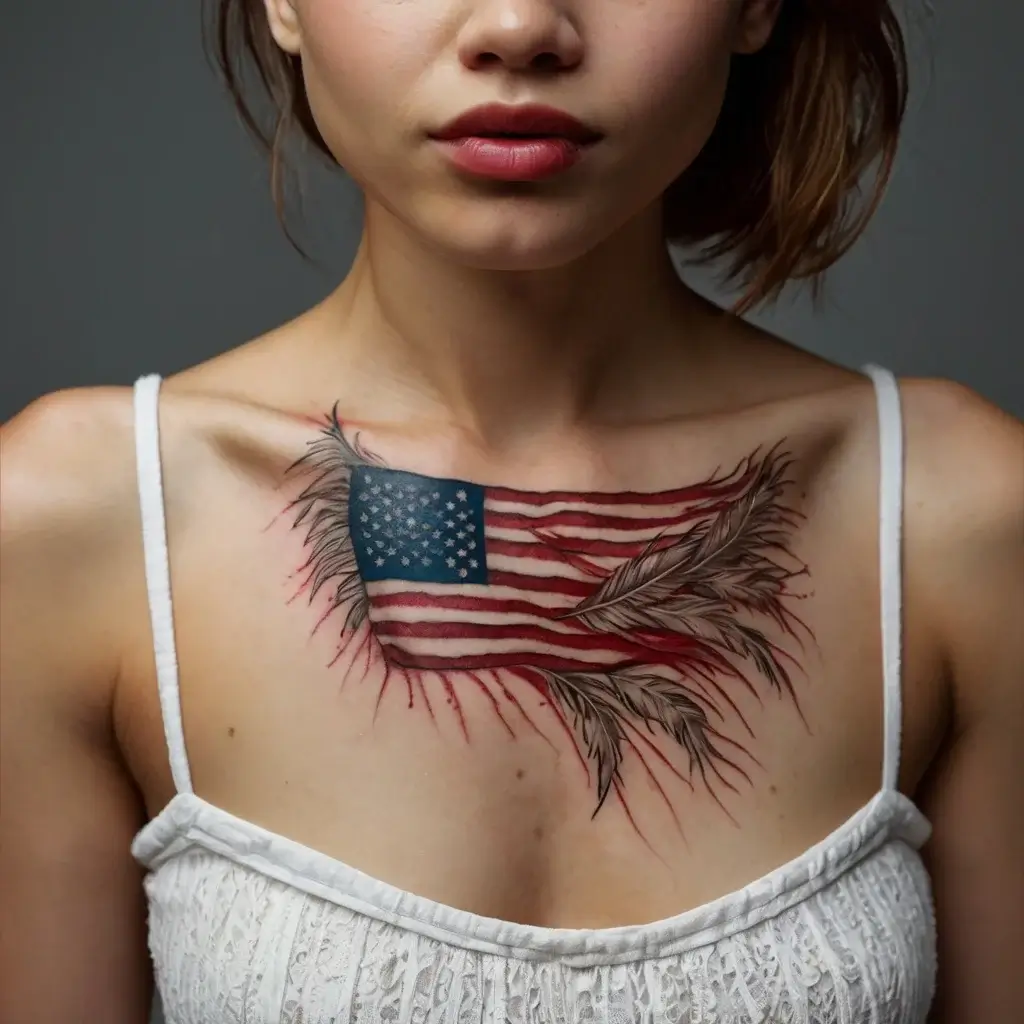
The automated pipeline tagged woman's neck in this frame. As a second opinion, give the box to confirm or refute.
[319,199,718,450]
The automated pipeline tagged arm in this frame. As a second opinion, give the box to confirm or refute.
[905,382,1024,1022]
[0,391,153,1022]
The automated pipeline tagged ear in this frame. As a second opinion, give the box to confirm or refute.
[732,0,783,56]
[263,0,303,55]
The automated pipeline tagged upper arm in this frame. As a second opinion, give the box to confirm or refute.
[904,381,1024,1022]
[0,391,154,1022]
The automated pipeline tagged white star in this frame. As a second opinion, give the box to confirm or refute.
[371,486,381,495]
[445,519,456,529]
[456,489,467,501]
[466,524,476,533]
[406,516,416,527]
[457,511,468,521]
[445,538,456,547]
[470,559,479,569]
[457,549,467,558]
[432,492,441,500]
[387,547,397,556]
[467,540,476,550]
[375,557,385,567]
[422,557,432,566]
[383,513,392,522]
[446,557,456,568]
[384,482,392,491]
[446,501,456,511]
[433,530,442,539]
[456,530,466,540]
[401,556,410,566]
[458,567,468,578]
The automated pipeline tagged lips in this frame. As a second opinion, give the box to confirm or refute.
[430,103,603,146]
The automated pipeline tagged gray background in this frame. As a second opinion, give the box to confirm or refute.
[0,3,1020,1020]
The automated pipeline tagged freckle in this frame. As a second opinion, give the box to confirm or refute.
[227,727,236,738]
[769,784,777,794]
[516,769,525,780]
[533,825,544,841]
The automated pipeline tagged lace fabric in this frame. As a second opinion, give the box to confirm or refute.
[139,800,935,1023]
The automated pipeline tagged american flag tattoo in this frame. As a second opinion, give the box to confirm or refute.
[285,405,810,828]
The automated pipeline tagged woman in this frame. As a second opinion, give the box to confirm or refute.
[1,0,1020,1020]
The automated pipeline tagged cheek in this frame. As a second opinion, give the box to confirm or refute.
[605,6,735,139]
[296,0,436,166]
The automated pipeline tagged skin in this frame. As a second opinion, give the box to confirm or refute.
[1,1,1021,1021]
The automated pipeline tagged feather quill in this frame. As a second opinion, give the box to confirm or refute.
[286,406,379,632]
[558,446,804,698]
[540,666,733,814]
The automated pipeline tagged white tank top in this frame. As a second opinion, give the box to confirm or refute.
[130,365,936,1024]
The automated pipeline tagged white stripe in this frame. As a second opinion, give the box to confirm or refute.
[485,523,681,545]
[367,581,579,610]
[487,552,617,578]
[370,603,585,633]
[484,496,718,519]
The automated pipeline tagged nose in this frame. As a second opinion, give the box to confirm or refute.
[456,0,584,73]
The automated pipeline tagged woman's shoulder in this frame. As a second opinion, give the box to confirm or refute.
[2,363,309,522]
[894,375,1022,552]
[1,385,142,560]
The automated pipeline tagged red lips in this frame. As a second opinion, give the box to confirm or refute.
[429,103,603,181]
[430,103,603,145]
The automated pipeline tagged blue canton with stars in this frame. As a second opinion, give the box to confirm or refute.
[350,466,489,584]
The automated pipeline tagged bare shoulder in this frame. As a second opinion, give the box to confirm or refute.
[2,376,297,544]
[0,387,159,1017]
[898,376,1023,526]
[2,386,140,537]
[896,377,1023,708]
[891,384,1023,1021]
[1,387,145,691]
[897,379,1023,613]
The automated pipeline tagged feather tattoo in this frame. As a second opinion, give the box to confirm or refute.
[558,446,804,705]
[286,405,383,636]
[283,418,810,828]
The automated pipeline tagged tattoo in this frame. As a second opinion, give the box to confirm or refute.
[284,405,810,831]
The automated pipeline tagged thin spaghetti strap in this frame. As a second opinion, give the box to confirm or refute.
[862,364,905,793]
[133,375,194,795]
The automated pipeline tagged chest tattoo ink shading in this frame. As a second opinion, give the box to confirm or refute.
[284,405,810,830]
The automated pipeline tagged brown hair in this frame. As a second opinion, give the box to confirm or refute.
[207,0,909,311]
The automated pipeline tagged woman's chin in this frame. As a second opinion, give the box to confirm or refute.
[413,203,627,272]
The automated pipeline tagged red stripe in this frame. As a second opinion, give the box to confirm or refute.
[371,593,570,618]
[381,647,632,673]
[487,571,594,598]
[485,474,748,507]
[374,619,641,655]
[483,506,712,533]
[486,537,652,561]
[368,571,591,599]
